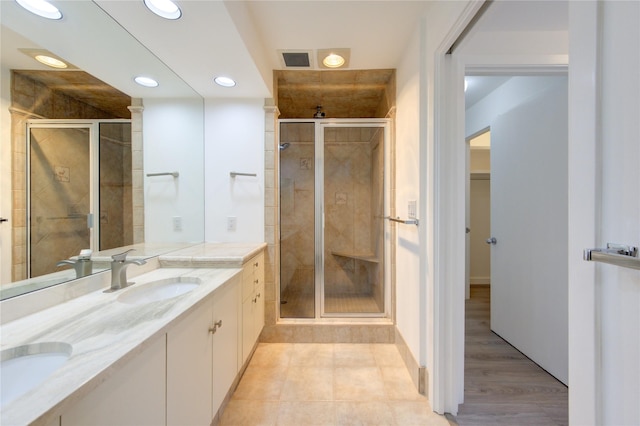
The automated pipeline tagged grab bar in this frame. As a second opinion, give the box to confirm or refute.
[230,172,257,178]
[386,216,419,226]
[147,171,179,178]
[583,243,640,271]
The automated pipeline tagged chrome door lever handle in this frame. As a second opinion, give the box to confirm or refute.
[486,237,497,245]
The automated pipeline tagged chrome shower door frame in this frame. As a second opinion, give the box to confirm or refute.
[25,119,130,278]
[316,119,391,319]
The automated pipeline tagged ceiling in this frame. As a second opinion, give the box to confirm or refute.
[1,1,568,115]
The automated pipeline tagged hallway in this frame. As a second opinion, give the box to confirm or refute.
[455,286,568,425]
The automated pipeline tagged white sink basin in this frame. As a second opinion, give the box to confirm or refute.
[1,342,72,408]
[117,277,201,304]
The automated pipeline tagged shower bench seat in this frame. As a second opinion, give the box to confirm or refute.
[330,250,379,263]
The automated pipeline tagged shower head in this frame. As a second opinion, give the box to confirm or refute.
[279,143,290,150]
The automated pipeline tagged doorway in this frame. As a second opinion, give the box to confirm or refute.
[26,119,132,279]
[278,119,391,319]
[459,75,569,423]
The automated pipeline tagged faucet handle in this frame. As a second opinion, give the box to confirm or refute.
[112,249,135,262]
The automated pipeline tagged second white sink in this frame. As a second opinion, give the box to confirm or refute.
[117,277,201,304]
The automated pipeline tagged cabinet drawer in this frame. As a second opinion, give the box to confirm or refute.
[242,264,255,301]
[253,252,264,286]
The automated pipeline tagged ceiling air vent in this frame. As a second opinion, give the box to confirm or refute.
[279,50,313,68]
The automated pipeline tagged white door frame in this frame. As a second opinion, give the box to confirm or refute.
[430,8,595,423]
[431,4,602,421]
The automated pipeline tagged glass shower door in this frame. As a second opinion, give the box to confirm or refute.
[279,122,316,318]
[28,126,92,278]
[321,125,385,316]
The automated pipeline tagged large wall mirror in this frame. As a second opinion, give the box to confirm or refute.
[0,1,205,299]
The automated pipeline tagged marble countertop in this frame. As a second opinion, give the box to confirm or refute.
[159,242,267,267]
[0,266,241,426]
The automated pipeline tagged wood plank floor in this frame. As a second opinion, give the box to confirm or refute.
[454,285,568,426]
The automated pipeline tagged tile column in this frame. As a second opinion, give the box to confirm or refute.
[128,99,144,244]
[262,101,280,336]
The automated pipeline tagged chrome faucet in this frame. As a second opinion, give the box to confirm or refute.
[56,249,93,278]
[107,249,146,292]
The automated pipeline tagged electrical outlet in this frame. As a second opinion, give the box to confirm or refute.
[172,216,182,232]
[227,216,237,232]
[408,200,417,219]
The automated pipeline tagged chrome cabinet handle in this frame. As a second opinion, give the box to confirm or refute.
[486,237,497,245]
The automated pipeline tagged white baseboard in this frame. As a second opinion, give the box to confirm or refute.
[470,276,490,285]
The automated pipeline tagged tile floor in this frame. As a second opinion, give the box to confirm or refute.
[219,343,450,426]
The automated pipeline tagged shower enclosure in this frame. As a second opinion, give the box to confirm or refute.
[279,120,390,319]
[27,120,132,278]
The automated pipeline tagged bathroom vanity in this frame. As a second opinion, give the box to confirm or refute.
[0,242,266,426]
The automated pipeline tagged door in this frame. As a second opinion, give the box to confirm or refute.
[320,124,387,316]
[279,120,390,319]
[28,125,94,278]
[489,78,568,384]
[574,1,640,423]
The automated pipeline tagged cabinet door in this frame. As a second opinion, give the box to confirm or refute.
[254,279,265,343]
[61,334,166,426]
[211,275,240,413]
[167,299,213,426]
[241,296,254,365]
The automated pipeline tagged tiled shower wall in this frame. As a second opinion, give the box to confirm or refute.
[279,123,314,299]
[99,123,133,251]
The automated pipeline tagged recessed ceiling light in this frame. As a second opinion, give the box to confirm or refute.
[317,48,350,70]
[134,76,159,88]
[322,53,345,69]
[19,49,77,69]
[35,54,67,69]
[143,0,182,20]
[214,76,236,87]
[15,0,62,20]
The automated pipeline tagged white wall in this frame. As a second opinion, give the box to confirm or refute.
[395,22,423,362]
[204,98,265,243]
[466,76,566,137]
[394,2,476,406]
[143,98,205,243]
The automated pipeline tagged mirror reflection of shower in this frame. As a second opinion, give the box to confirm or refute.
[26,121,132,279]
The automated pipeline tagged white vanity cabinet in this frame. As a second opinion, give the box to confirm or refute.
[167,273,241,425]
[241,251,265,364]
[60,334,166,426]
